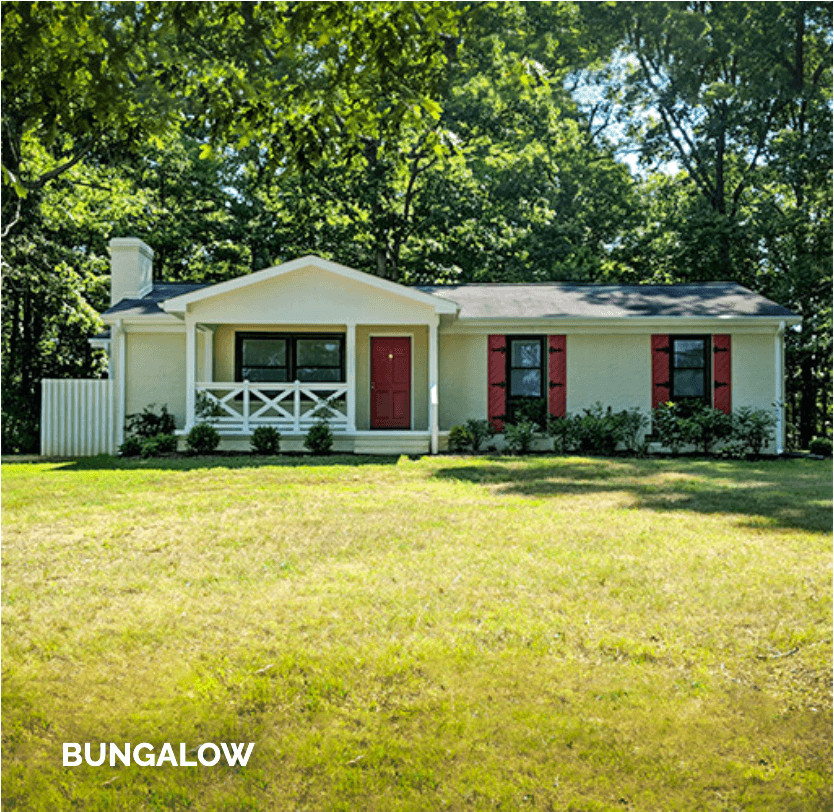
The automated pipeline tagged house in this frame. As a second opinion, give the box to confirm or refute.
[41,237,801,456]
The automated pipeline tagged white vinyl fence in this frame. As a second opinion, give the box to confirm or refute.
[40,379,116,456]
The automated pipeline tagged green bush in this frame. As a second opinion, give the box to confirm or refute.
[186,422,220,454]
[141,432,178,458]
[465,419,496,451]
[574,403,620,455]
[547,416,579,454]
[809,437,832,457]
[118,436,143,457]
[613,408,649,454]
[504,420,538,455]
[125,404,176,439]
[251,426,281,455]
[679,403,733,455]
[732,407,777,456]
[652,402,687,455]
[448,419,496,453]
[304,420,333,455]
[447,425,471,453]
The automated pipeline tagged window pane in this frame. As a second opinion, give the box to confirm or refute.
[297,367,341,382]
[674,340,705,369]
[297,339,341,367]
[511,340,541,368]
[511,368,541,397]
[674,369,704,397]
[243,339,286,368]
[243,367,288,383]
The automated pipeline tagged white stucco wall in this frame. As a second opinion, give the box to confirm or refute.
[125,331,187,428]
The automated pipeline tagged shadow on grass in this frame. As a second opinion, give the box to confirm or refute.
[11,453,403,472]
[433,457,833,534]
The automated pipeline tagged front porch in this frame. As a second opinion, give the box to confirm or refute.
[177,319,442,454]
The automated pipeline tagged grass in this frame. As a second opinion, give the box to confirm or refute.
[2,454,831,811]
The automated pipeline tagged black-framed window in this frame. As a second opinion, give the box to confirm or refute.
[506,336,546,423]
[670,335,710,404]
[235,333,345,383]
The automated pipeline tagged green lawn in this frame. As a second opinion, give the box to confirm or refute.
[2,454,831,811]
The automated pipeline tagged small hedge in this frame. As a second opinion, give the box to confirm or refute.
[809,437,832,457]
[186,422,220,454]
[304,420,333,455]
[251,426,281,455]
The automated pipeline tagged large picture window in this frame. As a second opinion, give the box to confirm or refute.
[670,335,709,403]
[235,333,345,383]
[506,336,545,423]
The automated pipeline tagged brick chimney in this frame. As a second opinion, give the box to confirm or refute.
[109,237,153,306]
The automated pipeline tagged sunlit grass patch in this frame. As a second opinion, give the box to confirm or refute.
[2,455,831,810]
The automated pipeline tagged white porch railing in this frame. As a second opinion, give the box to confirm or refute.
[195,381,350,433]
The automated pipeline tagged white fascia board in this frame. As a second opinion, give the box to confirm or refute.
[88,337,111,350]
[161,255,458,315]
[441,315,801,335]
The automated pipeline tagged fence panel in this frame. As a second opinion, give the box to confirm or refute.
[40,379,115,456]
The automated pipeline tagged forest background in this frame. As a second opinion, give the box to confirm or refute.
[2,1,831,453]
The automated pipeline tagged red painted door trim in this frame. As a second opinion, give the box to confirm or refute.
[370,337,411,429]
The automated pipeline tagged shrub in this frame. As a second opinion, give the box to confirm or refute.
[447,425,471,453]
[141,432,178,458]
[652,402,687,455]
[465,419,496,451]
[732,407,777,456]
[809,437,832,457]
[118,436,143,457]
[251,426,281,455]
[304,420,333,455]
[574,403,620,455]
[679,403,733,455]
[195,391,225,420]
[186,422,220,454]
[547,415,579,454]
[504,420,537,455]
[125,404,176,439]
[507,397,548,429]
[613,408,649,454]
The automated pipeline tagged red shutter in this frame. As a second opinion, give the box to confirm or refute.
[487,334,507,431]
[548,335,566,417]
[712,334,731,414]
[651,334,671,410]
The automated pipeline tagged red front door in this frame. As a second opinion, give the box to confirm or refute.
[370,337,411,429]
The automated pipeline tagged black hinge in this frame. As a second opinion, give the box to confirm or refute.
[654,381,670,388]
[714,381,728,388]
[713,346,729,353]
[491,345,507,354]
[491,381,507,389]
[548,346,564,354]
[654,346,670,354]
[548,382,564,388]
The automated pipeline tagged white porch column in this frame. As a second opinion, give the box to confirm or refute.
[428,316,439,454]
[113,319,126,446]
[775,321,785,454]
[346,322,356,432]
[185,316,197,430]
[198,326,214,383]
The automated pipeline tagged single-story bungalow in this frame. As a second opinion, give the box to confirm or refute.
[41,237,801,456]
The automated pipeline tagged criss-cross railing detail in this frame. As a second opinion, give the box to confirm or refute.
[195,381,349,433]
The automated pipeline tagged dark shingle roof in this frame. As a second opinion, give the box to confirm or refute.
[105,279,798,321]
[416,282,797,319]
[103,282,210,317]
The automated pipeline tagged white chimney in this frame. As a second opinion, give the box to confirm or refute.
[109,237,154,305]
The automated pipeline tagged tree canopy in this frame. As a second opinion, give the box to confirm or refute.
[2,1,831,451]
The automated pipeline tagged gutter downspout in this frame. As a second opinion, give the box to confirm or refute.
[114,319,126,448]
[775,320,785,455]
